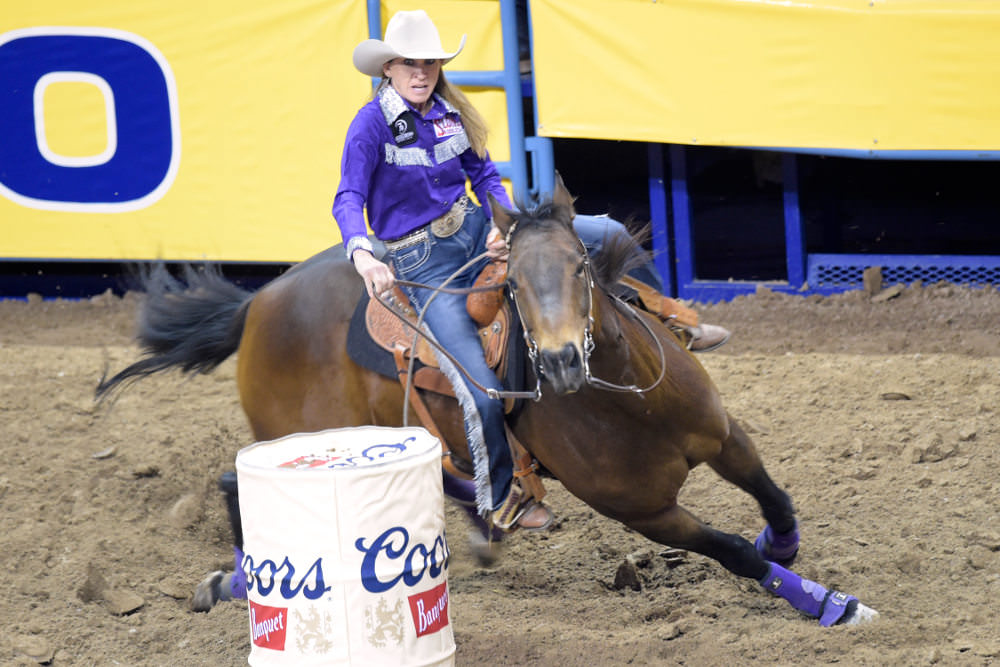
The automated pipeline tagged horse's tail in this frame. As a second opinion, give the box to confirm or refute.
[95,263,254,402]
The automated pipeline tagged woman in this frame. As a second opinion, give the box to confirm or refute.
[334,10,729,530]
[334,9,549,531]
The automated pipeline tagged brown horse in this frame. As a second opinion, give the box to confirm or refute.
[97,177,877,626]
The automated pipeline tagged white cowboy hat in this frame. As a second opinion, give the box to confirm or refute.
[353,10,466,78]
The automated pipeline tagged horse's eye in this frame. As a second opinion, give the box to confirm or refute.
[574,262,586,278]
[507,279,519,294]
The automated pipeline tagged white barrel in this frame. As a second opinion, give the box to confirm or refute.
[236,426,454,666]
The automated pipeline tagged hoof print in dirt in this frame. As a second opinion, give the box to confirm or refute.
[613,550,658,591]
[613,558,643,592]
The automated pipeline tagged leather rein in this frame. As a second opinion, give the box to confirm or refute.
[373,239,667,401]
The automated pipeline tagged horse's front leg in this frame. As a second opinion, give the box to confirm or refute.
[626,505,878,627]
[707,416,801,566]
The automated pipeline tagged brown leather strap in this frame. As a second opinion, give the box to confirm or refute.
[413,367,455,397]
[505,425,546,502]
[391,345,470,480]
[618,275,699,329]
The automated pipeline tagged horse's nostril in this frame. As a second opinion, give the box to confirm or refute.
[540,344,582,383]
[560,343,579,369]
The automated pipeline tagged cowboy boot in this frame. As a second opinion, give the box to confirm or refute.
[618,276,731,352]
[683,323,732,352]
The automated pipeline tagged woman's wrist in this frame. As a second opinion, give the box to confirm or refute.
[345,236,375,261]
[351,247,375,266]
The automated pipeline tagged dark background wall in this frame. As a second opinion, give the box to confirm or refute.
[555,139,1000,283]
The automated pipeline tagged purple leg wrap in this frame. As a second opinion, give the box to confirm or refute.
[230,546,248,600]
[758,563,857,626]
[818,590,860,627]
[755,521,799,567]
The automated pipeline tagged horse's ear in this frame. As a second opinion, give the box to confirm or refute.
[552,171,576,220]
[488,193,515,236]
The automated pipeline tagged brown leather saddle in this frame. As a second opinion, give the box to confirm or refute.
[364,260,511,399]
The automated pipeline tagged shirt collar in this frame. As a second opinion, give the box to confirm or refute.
[378,85,459,125]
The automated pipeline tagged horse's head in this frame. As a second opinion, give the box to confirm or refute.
[490,175,591,395]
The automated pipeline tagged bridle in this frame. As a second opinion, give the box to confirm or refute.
[504,220,667,396]
[375,216,668,407]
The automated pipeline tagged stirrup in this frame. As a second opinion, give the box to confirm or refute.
[492,484,554,533]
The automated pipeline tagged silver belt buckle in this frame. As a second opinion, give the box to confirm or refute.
[430,195,468,238]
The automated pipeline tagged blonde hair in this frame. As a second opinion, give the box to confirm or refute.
[372,72,489,158]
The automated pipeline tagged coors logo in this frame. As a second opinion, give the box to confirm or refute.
[354,526,449,594]
[243,553,331,600]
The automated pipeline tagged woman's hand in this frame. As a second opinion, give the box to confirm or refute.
[485,224,509,260]
[352,249,396,298]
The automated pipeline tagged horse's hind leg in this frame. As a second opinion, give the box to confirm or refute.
[191,472,246,612]
[627,505,877,626]
[707,415,800,565]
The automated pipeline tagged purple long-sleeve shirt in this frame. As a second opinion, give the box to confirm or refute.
[332,86,512,248]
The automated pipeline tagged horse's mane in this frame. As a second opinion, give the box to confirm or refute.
[511,201,653,293]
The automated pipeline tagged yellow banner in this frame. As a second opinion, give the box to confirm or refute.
[532,0,1000,151]
[1,0,511,262]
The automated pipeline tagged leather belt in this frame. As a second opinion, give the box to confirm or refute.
[384,195,470,252]
[383,227,429,251]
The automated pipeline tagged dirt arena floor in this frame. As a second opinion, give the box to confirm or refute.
[0,280,998,666]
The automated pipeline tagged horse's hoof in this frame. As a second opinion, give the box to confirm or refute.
[468,532,503,568]
[191,570,233,612]
[840,600,880,626]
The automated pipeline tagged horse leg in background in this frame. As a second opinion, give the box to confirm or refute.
[191,472,246,612]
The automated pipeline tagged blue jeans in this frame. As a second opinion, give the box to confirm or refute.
[573,214,665,292]
[387,202,512,514]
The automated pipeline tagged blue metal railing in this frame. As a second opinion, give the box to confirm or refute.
[654,145,1000,301]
